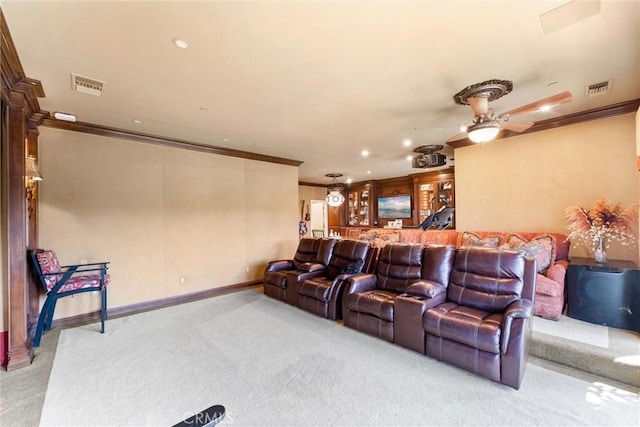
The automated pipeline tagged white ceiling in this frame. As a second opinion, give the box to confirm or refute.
[2,1,639,185]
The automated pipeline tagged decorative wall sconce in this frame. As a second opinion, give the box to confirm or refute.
[25,156,43,218]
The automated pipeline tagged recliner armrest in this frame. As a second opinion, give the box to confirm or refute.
[265,260,294,273]
[298,262,326,273]
[345,274,377,294]
[501,299,534,353]
[404,281,446,299]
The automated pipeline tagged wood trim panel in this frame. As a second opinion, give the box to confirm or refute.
[4,91,33,370]
[41,118,303,167]
[448,99,640,149]
[298,181,328,187]
[50,281,262,329]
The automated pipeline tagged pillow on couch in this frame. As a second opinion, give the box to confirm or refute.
[357,230,378,241]
[501,233,556,274]
[460,231,500,248]
[370,232,401,248]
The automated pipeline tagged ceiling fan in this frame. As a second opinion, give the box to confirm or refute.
[447,79,572,144]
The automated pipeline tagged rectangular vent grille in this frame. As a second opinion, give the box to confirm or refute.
[71,73,104,96]
[585,79,613,97]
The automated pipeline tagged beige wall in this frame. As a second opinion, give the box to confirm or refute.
[455,113,639,264]
[36,127,299,320]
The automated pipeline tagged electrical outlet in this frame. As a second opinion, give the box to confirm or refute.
[179,276,186,284]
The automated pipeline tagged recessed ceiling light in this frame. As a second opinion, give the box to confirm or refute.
[367,170,372,174]
[403,139,412,147]
[361,150,369,157]
[406,155,413,161]
[172,38,189,49]
[345,178,353,184]
[132,119,142,124]
[222,138,229,142]
[538,105,553,112]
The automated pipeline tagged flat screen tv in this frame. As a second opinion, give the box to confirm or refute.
[378,195,412,219]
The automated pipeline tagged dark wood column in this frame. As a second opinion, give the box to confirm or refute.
[26,121,41,330]
[5,90,33,370]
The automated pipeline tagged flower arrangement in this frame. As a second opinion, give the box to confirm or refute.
[565,198,639,257]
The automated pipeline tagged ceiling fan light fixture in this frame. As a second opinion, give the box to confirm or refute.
[467,121,500,143]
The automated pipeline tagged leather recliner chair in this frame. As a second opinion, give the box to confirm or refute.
[263,238,335,305]
[296,239,372,320]
[343,243,423,341]
[422,246,537,390]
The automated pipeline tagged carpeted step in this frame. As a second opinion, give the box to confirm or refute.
[531,329,640,388]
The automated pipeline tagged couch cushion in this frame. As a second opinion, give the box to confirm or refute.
[498,233,557,274]
[347,290,398,321]
[326,240,370,280]
[36,250,63,291]
[448,247,525,312]
[459,231,500,248]
[535,273,563,297]
[264,271,287,289]
[298,277,333,301]
[292,238,322,268]
[371,232,401,249]
[419,230,459,246]
[376,243,423,293]
[424,302,503,354]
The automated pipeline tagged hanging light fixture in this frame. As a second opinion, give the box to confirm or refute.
[467,120,500,143]
[325,173,345,207]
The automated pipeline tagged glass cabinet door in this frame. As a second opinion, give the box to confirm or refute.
[418,183,435,223]
[437,180,454,209]
[359,189,369,226]
[348,191,359,225]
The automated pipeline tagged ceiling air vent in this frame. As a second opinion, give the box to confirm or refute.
[70,73,104,96]
[585,79,613,97]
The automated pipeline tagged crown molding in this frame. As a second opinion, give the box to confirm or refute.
[448,98,640,149]
[41,118,303,167]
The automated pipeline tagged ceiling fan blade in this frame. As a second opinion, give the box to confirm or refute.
[498,91,572,118]
[467,97,488,117]
[501,121,534,132]
[447,131,468,142]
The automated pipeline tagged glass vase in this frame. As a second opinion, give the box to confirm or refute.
[594,236,607,264]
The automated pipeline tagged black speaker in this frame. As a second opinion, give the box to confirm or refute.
[567,265,639,332]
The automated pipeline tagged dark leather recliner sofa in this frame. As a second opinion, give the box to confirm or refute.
[344,244,536,389]
[263,240,536,389]
[343,243,455,343]
[263,237,336,306]
[297,239,373,320]
[422,246,536,390]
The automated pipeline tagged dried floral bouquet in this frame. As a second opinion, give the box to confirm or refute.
[565,198,639,251]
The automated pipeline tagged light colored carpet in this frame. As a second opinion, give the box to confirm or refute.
[533,315,610,348]
[41,290,640,426]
